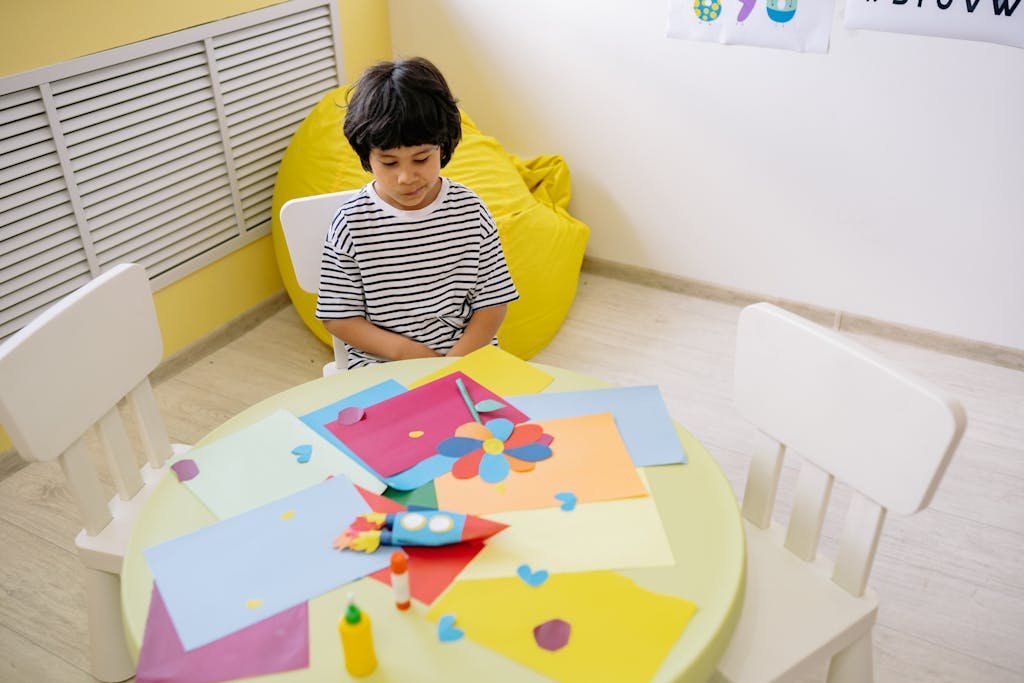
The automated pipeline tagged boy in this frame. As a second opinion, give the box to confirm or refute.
[316,57,519,369]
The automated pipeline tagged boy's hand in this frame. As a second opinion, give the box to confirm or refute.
[324,318,441,361]
[447,305,507,357]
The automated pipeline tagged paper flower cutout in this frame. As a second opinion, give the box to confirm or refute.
[437,418,553,484]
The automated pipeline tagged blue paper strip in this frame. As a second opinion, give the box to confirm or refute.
[508,386,688,466]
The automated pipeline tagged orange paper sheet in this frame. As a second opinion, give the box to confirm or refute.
[408,344,554,395]
[433,413,648,515]
[427,571,697,683]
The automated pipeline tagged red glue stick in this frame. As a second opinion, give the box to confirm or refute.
[390,551,410,610]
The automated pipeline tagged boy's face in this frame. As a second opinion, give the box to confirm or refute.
[369,144,443,211]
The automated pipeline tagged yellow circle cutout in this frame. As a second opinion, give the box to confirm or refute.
[483,438,505,454]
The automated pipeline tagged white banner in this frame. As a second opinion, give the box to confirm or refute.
[667,1,837,53]
[844,0,1023,49]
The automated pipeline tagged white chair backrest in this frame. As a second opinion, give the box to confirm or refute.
[280,189,360,293]
[735,303,966,516]
[0,263,172,534]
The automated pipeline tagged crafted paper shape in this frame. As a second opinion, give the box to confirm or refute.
[357,489,491,605]
[509,385,688,465]
[441,419,553,484]
[175,410,385,520]
[335,507,507,553]
[433,413,648,515]
[428,572,698,683]
[325,371,528,478]
[136,587,308,683]
[145,476,390,650]
[409,344,555,395]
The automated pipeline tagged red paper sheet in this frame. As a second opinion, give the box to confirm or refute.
[357,488,491,604]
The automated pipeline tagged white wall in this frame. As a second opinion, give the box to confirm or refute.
[387,1,1024,351]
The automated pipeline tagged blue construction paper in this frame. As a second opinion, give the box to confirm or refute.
[384,455,456,491]
[508,386,688,465]
[145,476,390,651]
[299,380,411,486]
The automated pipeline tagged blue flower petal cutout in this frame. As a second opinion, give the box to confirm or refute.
[474,399,506,412]
[479,452,510,483]
[505,443,553,463]
[437,436,483,458]
[485,418,515,441]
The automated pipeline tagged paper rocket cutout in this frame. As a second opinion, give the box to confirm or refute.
[334,507,508,553]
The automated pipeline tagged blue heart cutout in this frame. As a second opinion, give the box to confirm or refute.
[554,491,577,511]
[516,563,549,587]
[291,444,312,463]
[437,613,464,642]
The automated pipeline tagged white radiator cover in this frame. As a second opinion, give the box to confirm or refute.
[0,0,344,342]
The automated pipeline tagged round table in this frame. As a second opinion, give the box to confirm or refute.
[122,358,745,682]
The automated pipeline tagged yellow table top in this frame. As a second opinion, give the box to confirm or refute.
[122,358,745,682]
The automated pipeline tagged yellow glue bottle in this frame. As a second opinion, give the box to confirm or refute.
[338,593,377,677]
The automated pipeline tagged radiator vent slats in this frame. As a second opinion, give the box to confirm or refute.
[0,0,342,342]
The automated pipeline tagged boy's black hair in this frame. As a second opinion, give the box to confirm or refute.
[343,57,462,171]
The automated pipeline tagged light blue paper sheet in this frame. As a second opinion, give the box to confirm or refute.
[508,386,687,466]
[176,410,385,519]
[145,476,390,651]
[300,380,442,490]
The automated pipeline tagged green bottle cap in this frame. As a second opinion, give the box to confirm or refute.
[345,602,362,625]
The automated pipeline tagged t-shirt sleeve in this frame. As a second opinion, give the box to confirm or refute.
[315,210,365,320]
[471,207,519,311]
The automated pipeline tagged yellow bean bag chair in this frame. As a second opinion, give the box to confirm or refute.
[270,87,589,360]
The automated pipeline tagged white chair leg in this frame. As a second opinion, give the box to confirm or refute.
[83,566,134,682]
[826,631,874,683]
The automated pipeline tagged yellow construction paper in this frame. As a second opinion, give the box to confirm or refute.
[460,473,674,578]
[427,572,697,683]
[433,413,648,514]
[408,344,554,395]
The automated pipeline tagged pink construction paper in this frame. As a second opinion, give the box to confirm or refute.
[136,586,308,683]
[326,371,527,478]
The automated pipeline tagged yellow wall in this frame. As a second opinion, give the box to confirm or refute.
[0,1,392,452]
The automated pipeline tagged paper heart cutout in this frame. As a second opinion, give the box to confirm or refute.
[291,444,312,463]
[516,564,549,587]
[554,491,577,511]
[437,613,464,642]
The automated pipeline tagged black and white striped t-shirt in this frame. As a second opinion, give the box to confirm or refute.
[315,178,519,369]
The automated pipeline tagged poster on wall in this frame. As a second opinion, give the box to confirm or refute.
[667,1,837,53]
[844,0,1023,49]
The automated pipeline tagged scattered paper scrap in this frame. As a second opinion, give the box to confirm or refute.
[437,614,464,642]
[170,459,199,482]
[554,492,577,511]
[533,619,571,652]
[516,564,549,587]
[336,406,365,425]
[291,444,312,464]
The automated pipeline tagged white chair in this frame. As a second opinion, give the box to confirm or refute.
[280,189,359,376]
[715,303,967,683]
[0,263,187,682]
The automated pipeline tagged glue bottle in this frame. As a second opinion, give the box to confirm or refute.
[338,593,377,677]
[390,551,411,611]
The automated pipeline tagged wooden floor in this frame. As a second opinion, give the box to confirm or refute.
[1,272,1021,682]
